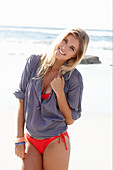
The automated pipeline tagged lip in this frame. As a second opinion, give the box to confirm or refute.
[58,48,65,55]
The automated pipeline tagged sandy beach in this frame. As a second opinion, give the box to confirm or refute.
[0,25,112,170]
[0,59,112,170]
[0,108,112,170]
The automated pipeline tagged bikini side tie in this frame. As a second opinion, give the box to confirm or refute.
[58,132,68,150]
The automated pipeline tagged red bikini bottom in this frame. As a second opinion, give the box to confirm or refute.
[25,131,69,154]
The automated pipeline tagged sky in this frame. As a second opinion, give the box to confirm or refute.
[0,0,112,30]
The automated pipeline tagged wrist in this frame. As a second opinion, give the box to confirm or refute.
[56,89,65,98]
[15,136,26,146]
[15,136,25,140]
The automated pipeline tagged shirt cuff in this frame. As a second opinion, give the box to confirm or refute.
[13,90,25,99]
[71,109,81,120]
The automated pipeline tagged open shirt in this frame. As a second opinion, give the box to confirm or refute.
[14,55,83,138]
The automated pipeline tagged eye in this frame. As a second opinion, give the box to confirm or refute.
[63,38,68,43]
[70,46,75,51]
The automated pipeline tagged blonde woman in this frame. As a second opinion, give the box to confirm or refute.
[14,28,89,170]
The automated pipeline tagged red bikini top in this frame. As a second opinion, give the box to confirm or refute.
[41,93,50,101]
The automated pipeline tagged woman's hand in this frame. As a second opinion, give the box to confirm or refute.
[50,75,65,96]
[51,74,74,125]
[15,144,27,160]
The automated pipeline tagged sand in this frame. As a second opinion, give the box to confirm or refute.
[0,107,112,170]
[0,60,112,170]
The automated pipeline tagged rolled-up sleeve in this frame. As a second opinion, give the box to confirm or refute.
[13,55,39,99]
[67,70,83,120]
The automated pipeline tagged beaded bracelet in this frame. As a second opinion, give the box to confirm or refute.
[15,137,26,143]
[15,141,25,146]
[15,136,26,146]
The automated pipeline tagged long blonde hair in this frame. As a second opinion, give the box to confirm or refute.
[36,28,89,79]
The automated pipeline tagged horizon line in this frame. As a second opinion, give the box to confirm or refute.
[0,25,112,32]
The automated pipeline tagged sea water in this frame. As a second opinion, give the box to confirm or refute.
[0,25,112,62]
[0,26,112,110]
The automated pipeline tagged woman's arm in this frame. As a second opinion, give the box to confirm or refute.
[14,55,40,159]
[56,91,74,125]
[50,75,74,125]
[16,99,25,137]
[15,99,26,160]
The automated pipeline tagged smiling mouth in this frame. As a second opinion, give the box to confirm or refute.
[58,48,66,55]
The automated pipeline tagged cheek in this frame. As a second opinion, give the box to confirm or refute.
[67,51,77,60]
[68,50,76,58]
[66,54,74,60]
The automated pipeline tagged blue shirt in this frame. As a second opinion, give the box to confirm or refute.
[14,55,83,138]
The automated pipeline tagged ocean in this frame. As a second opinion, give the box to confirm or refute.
[0,25,112,64]
[0,25,112,110]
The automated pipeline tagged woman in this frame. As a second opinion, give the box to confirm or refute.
[14,28,89,170]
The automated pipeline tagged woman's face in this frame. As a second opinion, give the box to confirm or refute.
[55,34,80,62]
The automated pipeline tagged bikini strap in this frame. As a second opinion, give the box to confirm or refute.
[58,132,68,150]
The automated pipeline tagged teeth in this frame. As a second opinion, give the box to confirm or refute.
[59,49,65,55]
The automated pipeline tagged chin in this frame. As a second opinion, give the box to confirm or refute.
[54,49,67,62]
[55,54,64,61]
[54,51,61,59]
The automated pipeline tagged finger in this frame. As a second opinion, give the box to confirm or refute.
[57,71,60,76]
[62,76,65,87]
[61,76,65,83]
[57,74,60,77]
[57,75,61,80]
[15,148,25,159]
[15,148,19,156]
[16,151,24,160]
[16,152,20,158]
[19,153,27,160]
[20,152,25,160]
[23,153,27,160]
[62,76,64,81]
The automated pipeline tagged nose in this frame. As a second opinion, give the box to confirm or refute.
[61,44,66,51]
[62,46,65,50]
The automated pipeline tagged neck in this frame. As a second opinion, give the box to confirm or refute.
[52,59,66,70]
